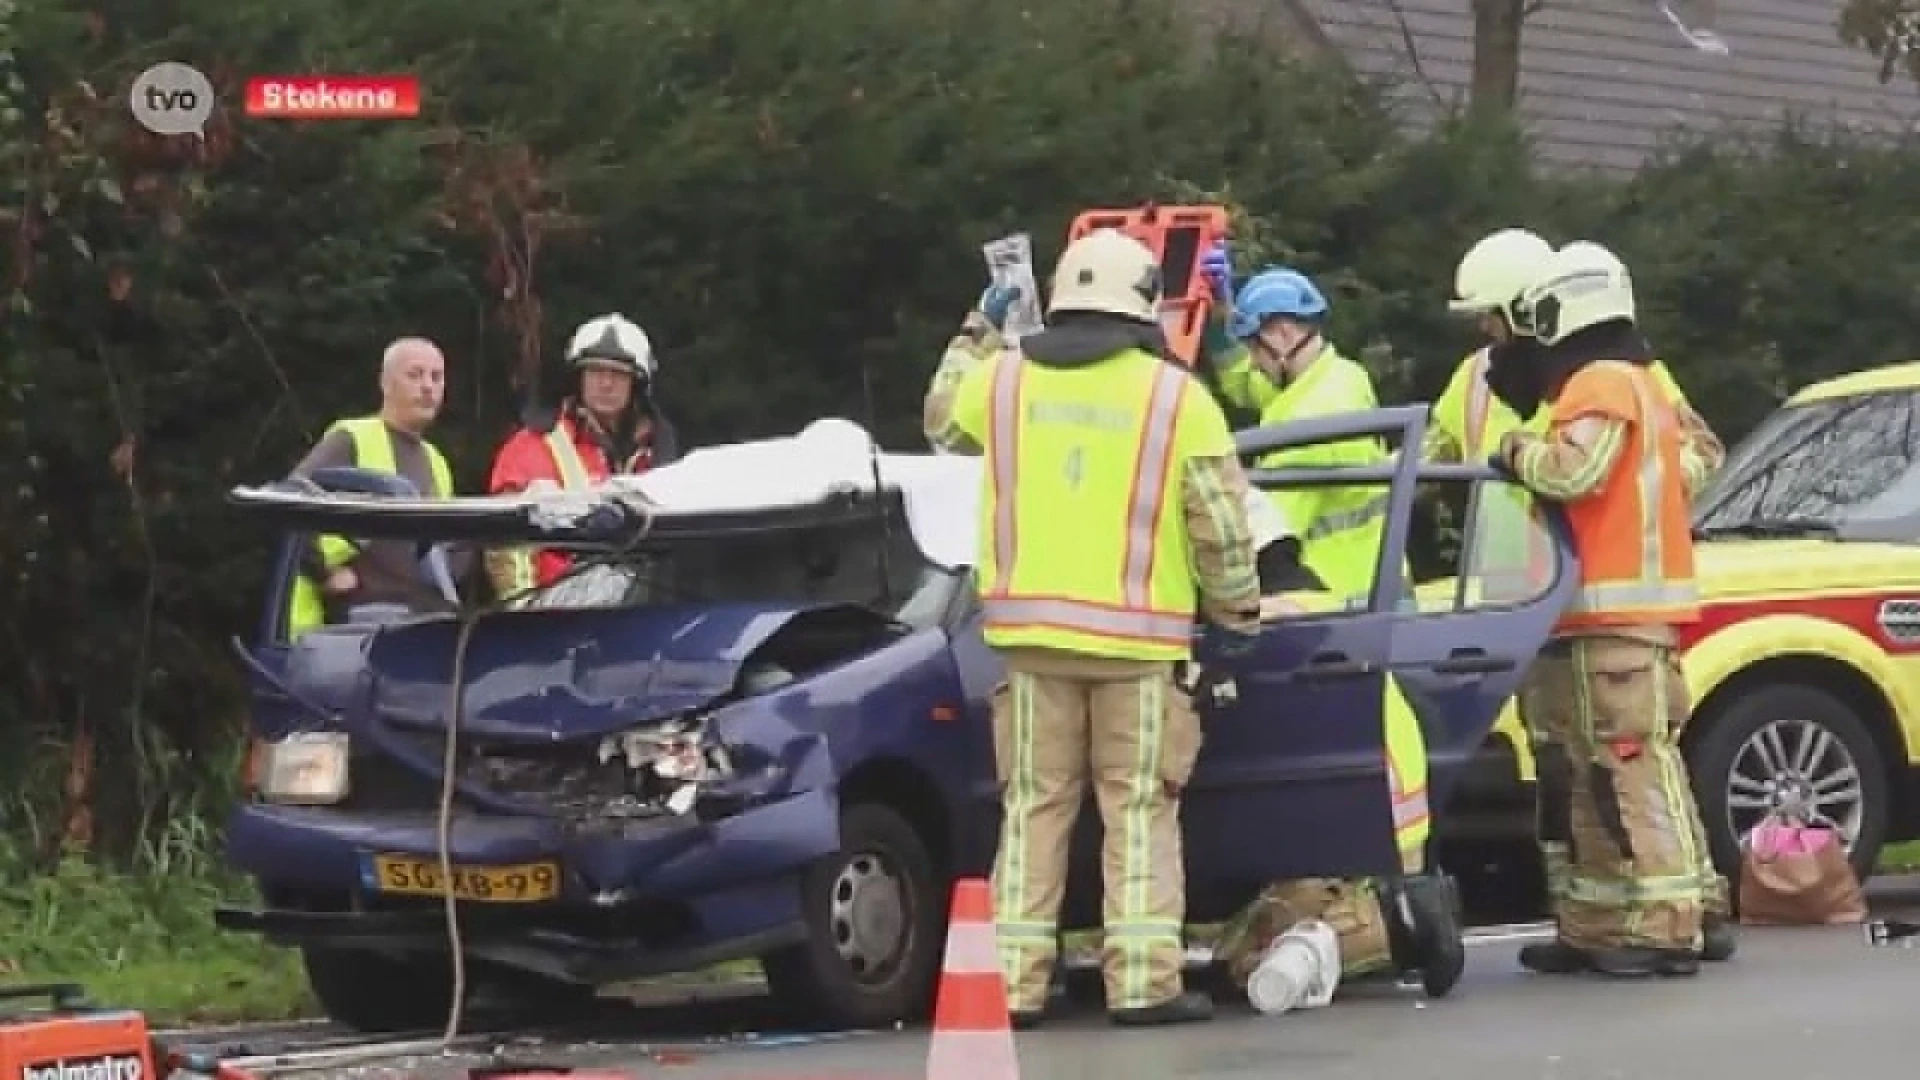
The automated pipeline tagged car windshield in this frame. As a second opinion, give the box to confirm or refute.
[1694,389,1920,537]
[519,507,960,628]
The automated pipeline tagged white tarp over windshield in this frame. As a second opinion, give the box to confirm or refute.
[619,418,984,571]
[624,417,1293,568]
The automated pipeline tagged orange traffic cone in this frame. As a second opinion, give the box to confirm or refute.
[925,877,1020,1079]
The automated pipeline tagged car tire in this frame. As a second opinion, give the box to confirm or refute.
[1687,683,1888,884]
[302,946,460,1033]
[762,802,946,1029]
[301,945,596,1034]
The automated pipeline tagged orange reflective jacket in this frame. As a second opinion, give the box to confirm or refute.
[1552,362,1699,631]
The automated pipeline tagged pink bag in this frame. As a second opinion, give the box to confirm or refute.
[1737,814,1866,926]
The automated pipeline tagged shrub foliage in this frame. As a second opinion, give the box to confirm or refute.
[5,0,1920,863]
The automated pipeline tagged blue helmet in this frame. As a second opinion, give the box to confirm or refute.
[1228,267,1329,340]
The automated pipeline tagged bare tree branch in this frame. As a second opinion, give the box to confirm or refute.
[1384,0,1448,108]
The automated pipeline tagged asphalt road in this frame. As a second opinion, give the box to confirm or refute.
[271,878,1920,1080]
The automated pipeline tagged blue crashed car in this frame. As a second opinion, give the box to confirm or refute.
[215,408,1574,1034]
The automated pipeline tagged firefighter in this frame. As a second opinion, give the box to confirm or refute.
[1201,266,1451,993]
[1208,525,1449,1000]
[1488,240,1718,977]
[286,337,464,640]
[484,313,680,597]
[1453,236,1735,962]
[1220,266,1399,600]
[1433,232,1725,496]
[923,228,1263,1028]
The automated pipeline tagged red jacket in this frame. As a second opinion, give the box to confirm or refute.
[488,406,663,587]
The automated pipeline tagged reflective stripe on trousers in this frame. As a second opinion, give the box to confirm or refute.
[981,355,1193,647]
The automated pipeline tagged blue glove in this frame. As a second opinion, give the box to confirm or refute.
[977,283,1022,329]
[1200,239,1233,302]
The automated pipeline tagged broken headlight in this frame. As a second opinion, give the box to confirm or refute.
[250,731,351,805]
[596,718,736,817]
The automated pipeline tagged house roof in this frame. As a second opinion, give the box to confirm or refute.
[1285,0,1920,173]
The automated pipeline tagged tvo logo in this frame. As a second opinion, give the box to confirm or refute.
[129,61,215,136]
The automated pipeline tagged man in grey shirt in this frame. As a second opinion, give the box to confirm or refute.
[286,337,473,632]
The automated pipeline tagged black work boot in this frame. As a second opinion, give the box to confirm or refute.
[1399,874,1467,997]
[1010,1007,1047,1031]
[1518,939,1592,975]
[1110,990,1214,1027]
[1588,946,1701,978]
[1701,915,1737,962]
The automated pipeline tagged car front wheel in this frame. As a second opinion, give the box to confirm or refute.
[301,945,597,1034]
[762,802,946,1028]
[1687,682,1888,882]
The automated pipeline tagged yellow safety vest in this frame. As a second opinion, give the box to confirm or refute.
[285,416,453,641]
[1254,346,1400,599]
[971,347,1229,662]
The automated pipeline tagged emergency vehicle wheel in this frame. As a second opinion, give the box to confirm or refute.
[762,802,946,1029]
[1687,682,1888,897]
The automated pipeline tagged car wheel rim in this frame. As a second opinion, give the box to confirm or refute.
[829,851,909,985]
[1726,718,1866,850]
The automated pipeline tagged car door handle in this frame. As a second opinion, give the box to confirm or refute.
[1430,648,1515,676]
[1295,651,1374,681]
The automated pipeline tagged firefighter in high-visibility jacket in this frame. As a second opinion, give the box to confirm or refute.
[1489,241,1721,977]
[1439,232,1736,965]
[484,313,680,597]
[923,228,1263,1028]
[285,337,463,640]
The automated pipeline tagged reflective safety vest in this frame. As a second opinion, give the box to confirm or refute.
[1254,346,1398,599]
[1433,349,1551,593]
[286,416,453,641]
[493,418,601,595]
[1433,348,1692,461]
[1551,362,1699,630]
[976,347,1228,662]
[542,422,594,487]
[1432,350,1695,602]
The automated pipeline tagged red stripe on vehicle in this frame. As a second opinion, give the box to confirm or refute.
[1677,592,1920,655]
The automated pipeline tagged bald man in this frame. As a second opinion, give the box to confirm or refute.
[285,337,470,636]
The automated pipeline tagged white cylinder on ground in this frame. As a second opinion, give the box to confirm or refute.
[1247,919,1342,1015]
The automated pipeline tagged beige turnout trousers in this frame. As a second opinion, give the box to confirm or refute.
[1522,634,1708,950]
[989,645,1202,1012]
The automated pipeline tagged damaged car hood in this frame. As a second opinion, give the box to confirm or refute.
[344,601,824,741]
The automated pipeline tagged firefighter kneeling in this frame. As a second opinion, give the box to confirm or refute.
[1209,509,1459,1003]
[1488,241,1721,977]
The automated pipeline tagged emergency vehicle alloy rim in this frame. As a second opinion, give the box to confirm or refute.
[1726,716,1866,847]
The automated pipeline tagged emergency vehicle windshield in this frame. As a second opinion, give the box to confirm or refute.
[1694,388,1920,537]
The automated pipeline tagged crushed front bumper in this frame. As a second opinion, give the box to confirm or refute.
[216,785,837,983]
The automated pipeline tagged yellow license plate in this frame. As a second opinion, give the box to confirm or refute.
[369,855,560,903]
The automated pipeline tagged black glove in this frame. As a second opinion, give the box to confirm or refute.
[1486,448,1517,480]
[1482,340,1546,418]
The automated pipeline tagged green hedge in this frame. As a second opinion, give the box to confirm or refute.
[5,0,1919,861]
